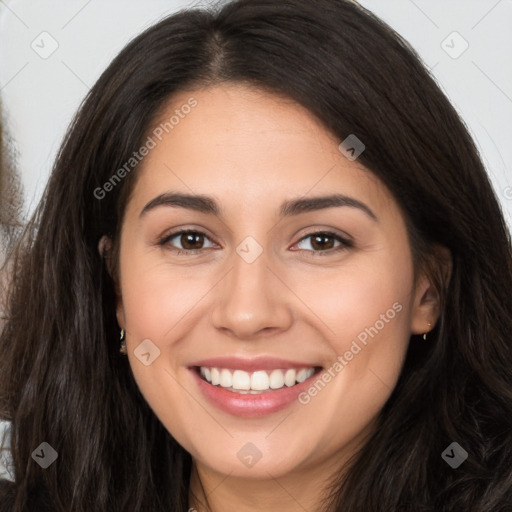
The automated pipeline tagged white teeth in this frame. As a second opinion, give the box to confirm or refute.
[211,367,220,385]
[232,370,251,390]
[219,369,232,388]
[269,369,285,389]
[198,366,317,392]
[251,371,270,391]
[296,368,308,383]
[284,369,296,387]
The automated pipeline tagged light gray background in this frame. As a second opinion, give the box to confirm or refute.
[1,0,511,481]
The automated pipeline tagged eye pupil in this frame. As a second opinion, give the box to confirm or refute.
[311,234,334,250]
[182,232,204,250]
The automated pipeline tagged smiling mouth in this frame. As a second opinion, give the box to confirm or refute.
[194,365,323,394]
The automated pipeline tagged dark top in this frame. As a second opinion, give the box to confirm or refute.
[0,480,14,512]
[0,479,57,511]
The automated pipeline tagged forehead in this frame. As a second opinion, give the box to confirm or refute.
[128,84,395,220]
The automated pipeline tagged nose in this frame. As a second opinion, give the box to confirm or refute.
[210,248,294,340]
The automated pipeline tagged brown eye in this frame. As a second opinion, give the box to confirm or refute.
[159,230,216,253]
[179,232,205,250]
[310,234,336,251]
[295,231,353,256]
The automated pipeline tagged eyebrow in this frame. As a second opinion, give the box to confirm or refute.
[139,192,378,222]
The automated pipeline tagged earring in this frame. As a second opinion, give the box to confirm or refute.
[119,328,127,355]
[423,322,432,341]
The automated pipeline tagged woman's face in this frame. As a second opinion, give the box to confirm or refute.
[114,84,436,482]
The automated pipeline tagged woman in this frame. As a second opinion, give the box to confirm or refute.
[1,0,511,510]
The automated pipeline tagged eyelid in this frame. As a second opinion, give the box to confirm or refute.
[294,227,354,244]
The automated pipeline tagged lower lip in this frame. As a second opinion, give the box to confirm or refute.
[189,367,322,418]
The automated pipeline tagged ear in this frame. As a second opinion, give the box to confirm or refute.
[98,235,126,329]
[410,245,452,336]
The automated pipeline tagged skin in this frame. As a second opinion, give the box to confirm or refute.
[105,84,449,511]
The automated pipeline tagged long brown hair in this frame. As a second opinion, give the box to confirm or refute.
[1,1,511,510]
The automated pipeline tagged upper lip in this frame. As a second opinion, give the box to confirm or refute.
[189,356,322,373]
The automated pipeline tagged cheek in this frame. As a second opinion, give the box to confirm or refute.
[118,250,192,423]
[290,247,414,386]
[119,246,203,338]
[294,256,411,336]
[291,259,413,444]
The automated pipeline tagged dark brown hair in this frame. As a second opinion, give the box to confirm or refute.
[1,0,511,510]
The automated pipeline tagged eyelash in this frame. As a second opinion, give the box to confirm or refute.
[158,229,354,257]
